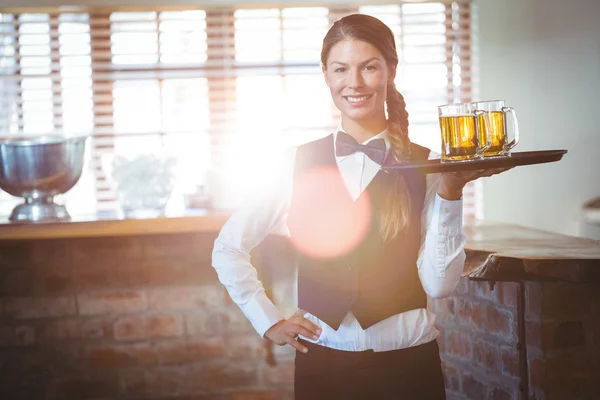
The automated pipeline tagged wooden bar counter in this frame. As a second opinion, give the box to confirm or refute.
[0,212,598,283]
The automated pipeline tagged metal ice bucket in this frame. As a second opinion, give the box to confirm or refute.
[0,135,89,222]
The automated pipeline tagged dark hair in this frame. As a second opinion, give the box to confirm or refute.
[321,14,413,241]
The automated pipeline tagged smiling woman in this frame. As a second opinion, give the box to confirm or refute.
[0,2,476,220]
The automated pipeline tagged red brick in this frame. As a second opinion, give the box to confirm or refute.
[0,325,35,346]
[186,308,254,337]
[227,391,294,400]
[472,280,496,302]
[441,361,460,392]
[461,373,485,399]
[141,232,215,262]
[118,368,146,397]
[145,367,188,396]
[87,343,157,367]
[52,373,118,399]
[147,285,222,310]
[473,340,500,371]
[77,290,146,316]
[133,260,218,287]
[4,296,76,319]
[114,314,183,341]
[0,241,36,268]
[496,282,518,309]
[189,362,259,391]
[72,263,133,290]
[43,317,110,341]
[226,335,268,359]
[38,267,72,294]
[157,337,226,364]
[436,326,446,353]
[188,337,228,359]
[489,387,512,400]
[118,367,187,397]
[262,361,295,386]
[71,237,144,264]
[485,303,514,339]
[455,277,470,295]
[500,347,519,378]
[31,240,72,268]
[431,297,455,325]
[457,298,485,331]
[1,266,71,296]
[0,268,34,295]
[448,331,472,360]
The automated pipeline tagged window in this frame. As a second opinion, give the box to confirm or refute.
[0,1,478,221]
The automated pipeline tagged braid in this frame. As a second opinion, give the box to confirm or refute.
[385,83,411,161]
[379,84,413,242]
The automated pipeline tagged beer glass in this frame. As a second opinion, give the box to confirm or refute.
[438,103,490,162]
[473,100,520,157]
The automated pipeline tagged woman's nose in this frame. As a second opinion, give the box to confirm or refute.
[347,69,364,89]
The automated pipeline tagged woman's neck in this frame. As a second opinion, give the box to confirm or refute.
[340,117,387,144]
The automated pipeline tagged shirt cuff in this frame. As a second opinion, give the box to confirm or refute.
[242,292,285,338]
[430,193,463,237]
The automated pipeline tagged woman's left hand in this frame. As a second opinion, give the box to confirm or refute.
[437,167,513,200]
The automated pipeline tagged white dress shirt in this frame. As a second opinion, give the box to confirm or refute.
[212,127,466,352]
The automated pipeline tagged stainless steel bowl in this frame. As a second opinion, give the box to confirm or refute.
[0,135,89,222]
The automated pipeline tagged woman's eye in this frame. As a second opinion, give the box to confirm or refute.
[364,65,376,71]
[334,67,346,73]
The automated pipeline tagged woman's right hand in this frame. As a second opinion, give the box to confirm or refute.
[264,309,322,353]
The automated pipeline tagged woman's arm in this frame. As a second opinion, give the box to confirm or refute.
[416,171,467,299]
[417,162,513,298]
[211,148,295,338]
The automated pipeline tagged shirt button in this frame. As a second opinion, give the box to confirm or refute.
[442,223,448,228]
[444,208,450,213]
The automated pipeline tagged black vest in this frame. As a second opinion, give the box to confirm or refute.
[288,134,430,330]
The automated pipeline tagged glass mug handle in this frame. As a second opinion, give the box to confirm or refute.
[475,109,493,156]
[502,106,519,150]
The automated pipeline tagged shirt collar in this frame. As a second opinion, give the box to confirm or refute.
[333,122,391,158]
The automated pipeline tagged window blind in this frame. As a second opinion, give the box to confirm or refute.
[0,1,478,222]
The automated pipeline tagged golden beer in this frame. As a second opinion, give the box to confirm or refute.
[478,111,507,156]
[439,115,478,161]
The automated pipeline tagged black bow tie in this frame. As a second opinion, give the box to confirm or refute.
[335,131,387,165]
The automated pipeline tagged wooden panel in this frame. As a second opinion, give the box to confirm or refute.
[463,223,600,283]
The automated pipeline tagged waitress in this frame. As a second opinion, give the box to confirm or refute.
[212,14,507,400]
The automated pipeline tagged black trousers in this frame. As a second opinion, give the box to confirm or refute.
[294,339,446,400]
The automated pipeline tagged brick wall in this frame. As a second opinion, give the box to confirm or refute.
[0,233,295,400]
[432,278,600,400]
[3,234,598,400]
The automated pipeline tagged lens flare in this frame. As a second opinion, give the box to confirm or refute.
[287,166,372,258]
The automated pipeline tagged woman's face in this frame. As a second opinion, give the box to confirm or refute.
[323,39,396,127]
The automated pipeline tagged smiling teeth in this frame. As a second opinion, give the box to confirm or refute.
[347,95,370,103]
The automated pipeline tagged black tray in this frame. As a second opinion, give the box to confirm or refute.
[382,150,568,174]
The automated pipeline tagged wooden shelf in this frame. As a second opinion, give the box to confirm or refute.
[0,210,231,240]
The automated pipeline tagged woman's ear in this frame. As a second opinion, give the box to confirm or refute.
[388,65,397,83]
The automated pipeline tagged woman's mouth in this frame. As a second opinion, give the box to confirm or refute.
[343,94,373,106]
